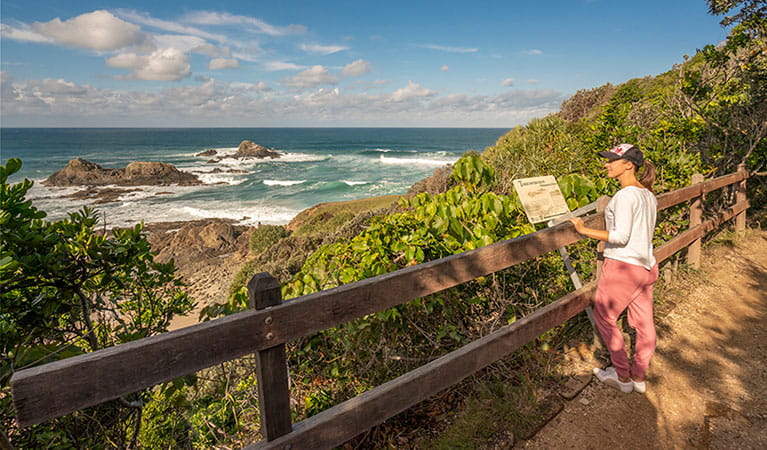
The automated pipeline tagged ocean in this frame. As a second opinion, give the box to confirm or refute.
[0,128,508,228]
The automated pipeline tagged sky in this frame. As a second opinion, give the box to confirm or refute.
[0,0,731,127]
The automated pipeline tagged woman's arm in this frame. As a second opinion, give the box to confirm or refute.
[568,217,610,242]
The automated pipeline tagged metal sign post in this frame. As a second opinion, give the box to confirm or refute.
[547,203,598,329]
[512,177,597,331]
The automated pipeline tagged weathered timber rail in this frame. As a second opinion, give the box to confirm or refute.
[11,165,750,449]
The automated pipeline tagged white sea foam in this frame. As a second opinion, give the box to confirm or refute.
[263,179,307,186]
[342,180,369,186]
[117,190,163,201]
[27,183,83,200]
[31,199,301,229]
[369,148,417,154]
[212,147,239,156]
[207,152,328,171]
[378,155,457,167]
[195,172,248,185]
[179,205,298,226]
[278,152,330,163]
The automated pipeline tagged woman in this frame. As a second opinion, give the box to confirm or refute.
[569,144,658,394]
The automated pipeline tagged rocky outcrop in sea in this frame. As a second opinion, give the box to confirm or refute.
[234,140,282,159]
[44,157,202,187]
[206,140,283,163]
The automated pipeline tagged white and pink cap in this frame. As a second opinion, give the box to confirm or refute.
[598,143,644,167]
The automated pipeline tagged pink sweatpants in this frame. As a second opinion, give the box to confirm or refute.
[594,258,659,380]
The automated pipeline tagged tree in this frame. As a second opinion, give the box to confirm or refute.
[1,158,195,448]
[708,0,767,38]
[668,1,767,173]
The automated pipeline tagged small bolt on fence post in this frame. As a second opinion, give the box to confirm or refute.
[736,163,747,234]
[248,272,292,441]
[688,173,704,269]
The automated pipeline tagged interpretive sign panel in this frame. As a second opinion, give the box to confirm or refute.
[512,176,570,224]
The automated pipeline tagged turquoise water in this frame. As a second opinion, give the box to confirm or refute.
[0,128,507,227]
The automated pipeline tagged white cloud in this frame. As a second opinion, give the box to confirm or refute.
[154,34,207,52]
[34,78,89,95]
[501,78,515,87]
[264,61,307,71]
[209,58,239,70]
[32,10,149,51]
[299,43,349,55]
[2,74,565,127]
[107,48,191,81]
[192,43,232,58]
[300,87,341,104]
[342,59,372,77]
[228,81,271,92]
[441,65,449,72]
[524,49,543,55]
[116,9,227,43]
[281,65,339,88]
[390,80,437,101]
[414,44,478,53]
[0,24,53,44]
[181,11,306,36]
[231,46,264,63]
[252,81,271,92]
[526,79,541,84]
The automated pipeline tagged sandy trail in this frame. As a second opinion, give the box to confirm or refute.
[521,230,767,449]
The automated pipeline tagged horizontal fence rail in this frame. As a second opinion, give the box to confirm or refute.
[10,214,602,426]
[248,194,751,450]
[11,167,750,445]
[246,280,598,450]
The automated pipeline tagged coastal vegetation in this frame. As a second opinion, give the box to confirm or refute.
[0,159,195,447]
[1,1,765,447]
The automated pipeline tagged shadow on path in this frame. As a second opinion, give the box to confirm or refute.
[520,230,767,449]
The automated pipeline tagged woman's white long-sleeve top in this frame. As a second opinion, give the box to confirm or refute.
[603,185,657,270]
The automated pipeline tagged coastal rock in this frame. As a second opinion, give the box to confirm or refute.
[43,157,202,187]
[145,219,250,259]
[124,161,200,185]
[44,158,122,186]
[234,140,282,159]
[205,140,282,163]
[144,219,253,329]
[196,149,218,157]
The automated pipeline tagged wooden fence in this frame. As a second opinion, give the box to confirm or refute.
[11,165,750,449]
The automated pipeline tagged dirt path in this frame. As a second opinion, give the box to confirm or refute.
[520,230,767,449]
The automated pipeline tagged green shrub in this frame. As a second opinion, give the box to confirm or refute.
[249,225,289,254]
[1,158,194,448]
[481,116,590,194]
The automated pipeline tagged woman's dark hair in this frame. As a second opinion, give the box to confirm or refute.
[637,160,656,193]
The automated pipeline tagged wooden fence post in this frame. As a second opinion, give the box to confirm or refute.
[248,273,292,441]
[736,163,747,234]
[688,173,704,269]
[595,196,610,278]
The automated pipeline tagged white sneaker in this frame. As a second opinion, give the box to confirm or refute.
[593,367,633,393]
[632,379,646,394]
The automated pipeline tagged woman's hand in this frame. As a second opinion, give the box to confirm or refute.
[568,217,585,234]
[568,217,610,242]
